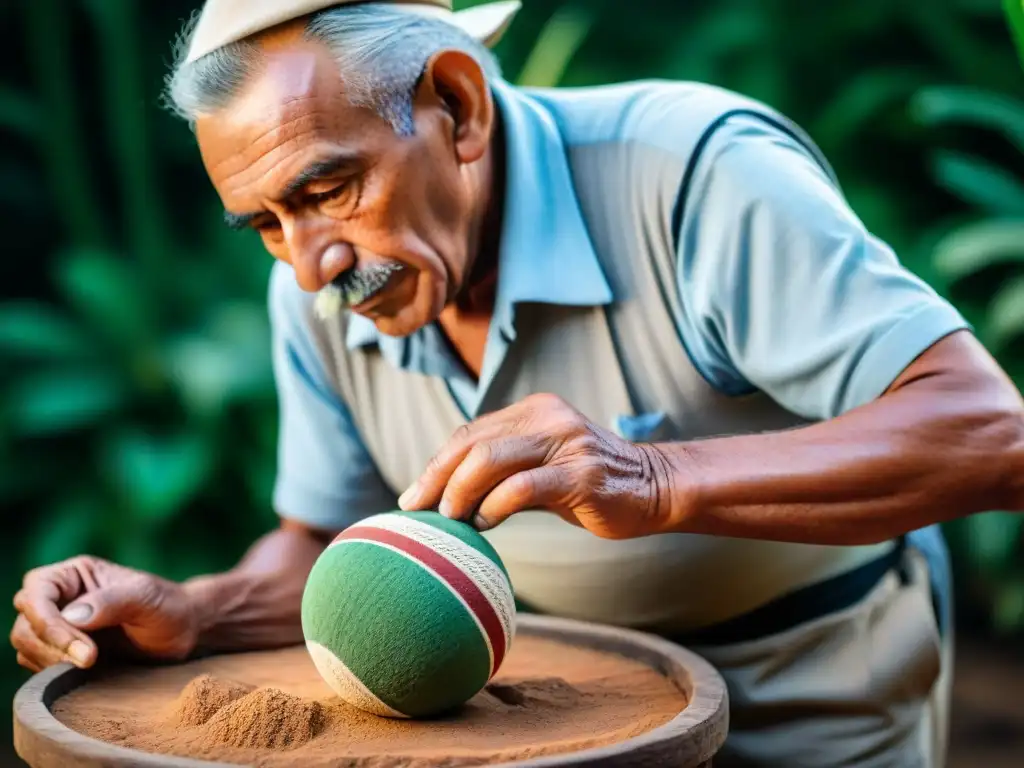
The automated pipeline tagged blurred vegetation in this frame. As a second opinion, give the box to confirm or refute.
[1,0,1024,758]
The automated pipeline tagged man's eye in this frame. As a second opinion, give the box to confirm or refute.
[308,183,349,205]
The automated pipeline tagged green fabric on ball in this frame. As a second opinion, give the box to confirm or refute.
[301,511,515,719]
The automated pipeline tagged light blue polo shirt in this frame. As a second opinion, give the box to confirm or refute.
[269,77,968,553]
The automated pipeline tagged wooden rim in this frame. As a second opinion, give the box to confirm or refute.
[14,613,728,768]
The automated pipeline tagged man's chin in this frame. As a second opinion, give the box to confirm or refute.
[360,287,444,339]
[356,300,426,338]
[363,312,426,338]
[339,265,445,337]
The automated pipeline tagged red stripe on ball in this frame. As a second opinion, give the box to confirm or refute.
[336,526,507,676]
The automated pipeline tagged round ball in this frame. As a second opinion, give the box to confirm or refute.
[301,511,517,719]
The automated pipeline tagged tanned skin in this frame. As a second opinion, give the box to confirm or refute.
[399,330,1024,543]
[12,22,1024,673]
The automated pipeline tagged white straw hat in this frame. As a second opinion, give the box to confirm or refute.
[185,0,523,64]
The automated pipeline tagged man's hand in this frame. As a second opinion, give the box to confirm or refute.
[398,393,672,538]
[11,557,198,672]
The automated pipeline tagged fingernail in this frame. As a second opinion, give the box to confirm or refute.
[61,603,93,625]
[471,514,491,532]
[439,499,454,518]
[66,640,92,668]
[398,483,420,510]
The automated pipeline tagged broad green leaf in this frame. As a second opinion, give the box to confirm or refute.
[932,219,1024,280]
[101,429,215,523]
[985,276,1024,350]
[205,302,273,348]
[54,249,155,349]
[5,369,128,436]
[0,302,98,359]
[165,337,274,416]
[1004,0,1024,73]
[164,305,274,416]
[912,85,1024,153]
[964,511,1024,573]
[516,6,595,88]
[26,495,102,569]
[932,151,1024,215]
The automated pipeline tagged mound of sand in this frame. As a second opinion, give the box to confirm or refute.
[166,674,254,727]
[201,688,325,750]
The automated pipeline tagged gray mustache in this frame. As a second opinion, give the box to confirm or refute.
[328,262,405,307]
[314,262,405,321]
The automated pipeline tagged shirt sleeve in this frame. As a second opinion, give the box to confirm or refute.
[268,262,396,530]
[674,114,970,420]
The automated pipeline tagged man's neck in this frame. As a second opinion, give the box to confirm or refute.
[436,101,507,381]
[458,101,506,313]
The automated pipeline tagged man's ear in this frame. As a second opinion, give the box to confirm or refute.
[417,49,493,164]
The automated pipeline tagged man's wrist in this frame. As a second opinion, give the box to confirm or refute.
[181,575,219,654]
[181,573,246,655]
[639,442,702,536]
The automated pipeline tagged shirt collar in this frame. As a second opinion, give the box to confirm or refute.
[347,77,612,354]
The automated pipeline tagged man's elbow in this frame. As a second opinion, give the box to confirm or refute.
[998,406,1024,512]
[963,396,1024,513]
[914,333,1024,513]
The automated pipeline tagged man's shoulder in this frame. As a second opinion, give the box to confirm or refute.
[521,79,786,156]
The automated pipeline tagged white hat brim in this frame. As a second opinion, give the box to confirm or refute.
[185,0,523,64]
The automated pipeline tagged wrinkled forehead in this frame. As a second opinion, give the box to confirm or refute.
[198,41,343,141]
[195,41,372,186]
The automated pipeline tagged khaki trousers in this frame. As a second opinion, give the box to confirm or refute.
[689,547,951,768]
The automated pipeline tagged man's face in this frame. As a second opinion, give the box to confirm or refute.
[195,30,486,337]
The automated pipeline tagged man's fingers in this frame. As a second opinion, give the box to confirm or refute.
[438,436,551,521]
[13,585,98,669]
[10,615,68,670]
[13,579,60,614]
[16,652,42,674]
[398,420,510,512]
[64,582,151,634]
[21,558,88,600]
[474,466,569,531]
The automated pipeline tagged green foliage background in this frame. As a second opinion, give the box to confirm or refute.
[1,0,1024,760]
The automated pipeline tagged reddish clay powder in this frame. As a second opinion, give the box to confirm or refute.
[53,636,687,767]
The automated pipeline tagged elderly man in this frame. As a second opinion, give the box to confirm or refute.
[11,1,1024,765]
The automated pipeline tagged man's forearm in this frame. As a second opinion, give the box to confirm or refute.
[652,335,1024,546]
[182,521,331,653]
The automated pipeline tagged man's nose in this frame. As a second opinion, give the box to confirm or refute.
[291,241,355,293]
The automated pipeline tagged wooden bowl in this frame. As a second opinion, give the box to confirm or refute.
[14,613,728,767]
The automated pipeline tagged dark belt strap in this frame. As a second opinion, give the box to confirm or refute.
[667,539,907,647]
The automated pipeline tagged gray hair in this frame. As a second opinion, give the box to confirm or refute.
[164,4,502,134]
